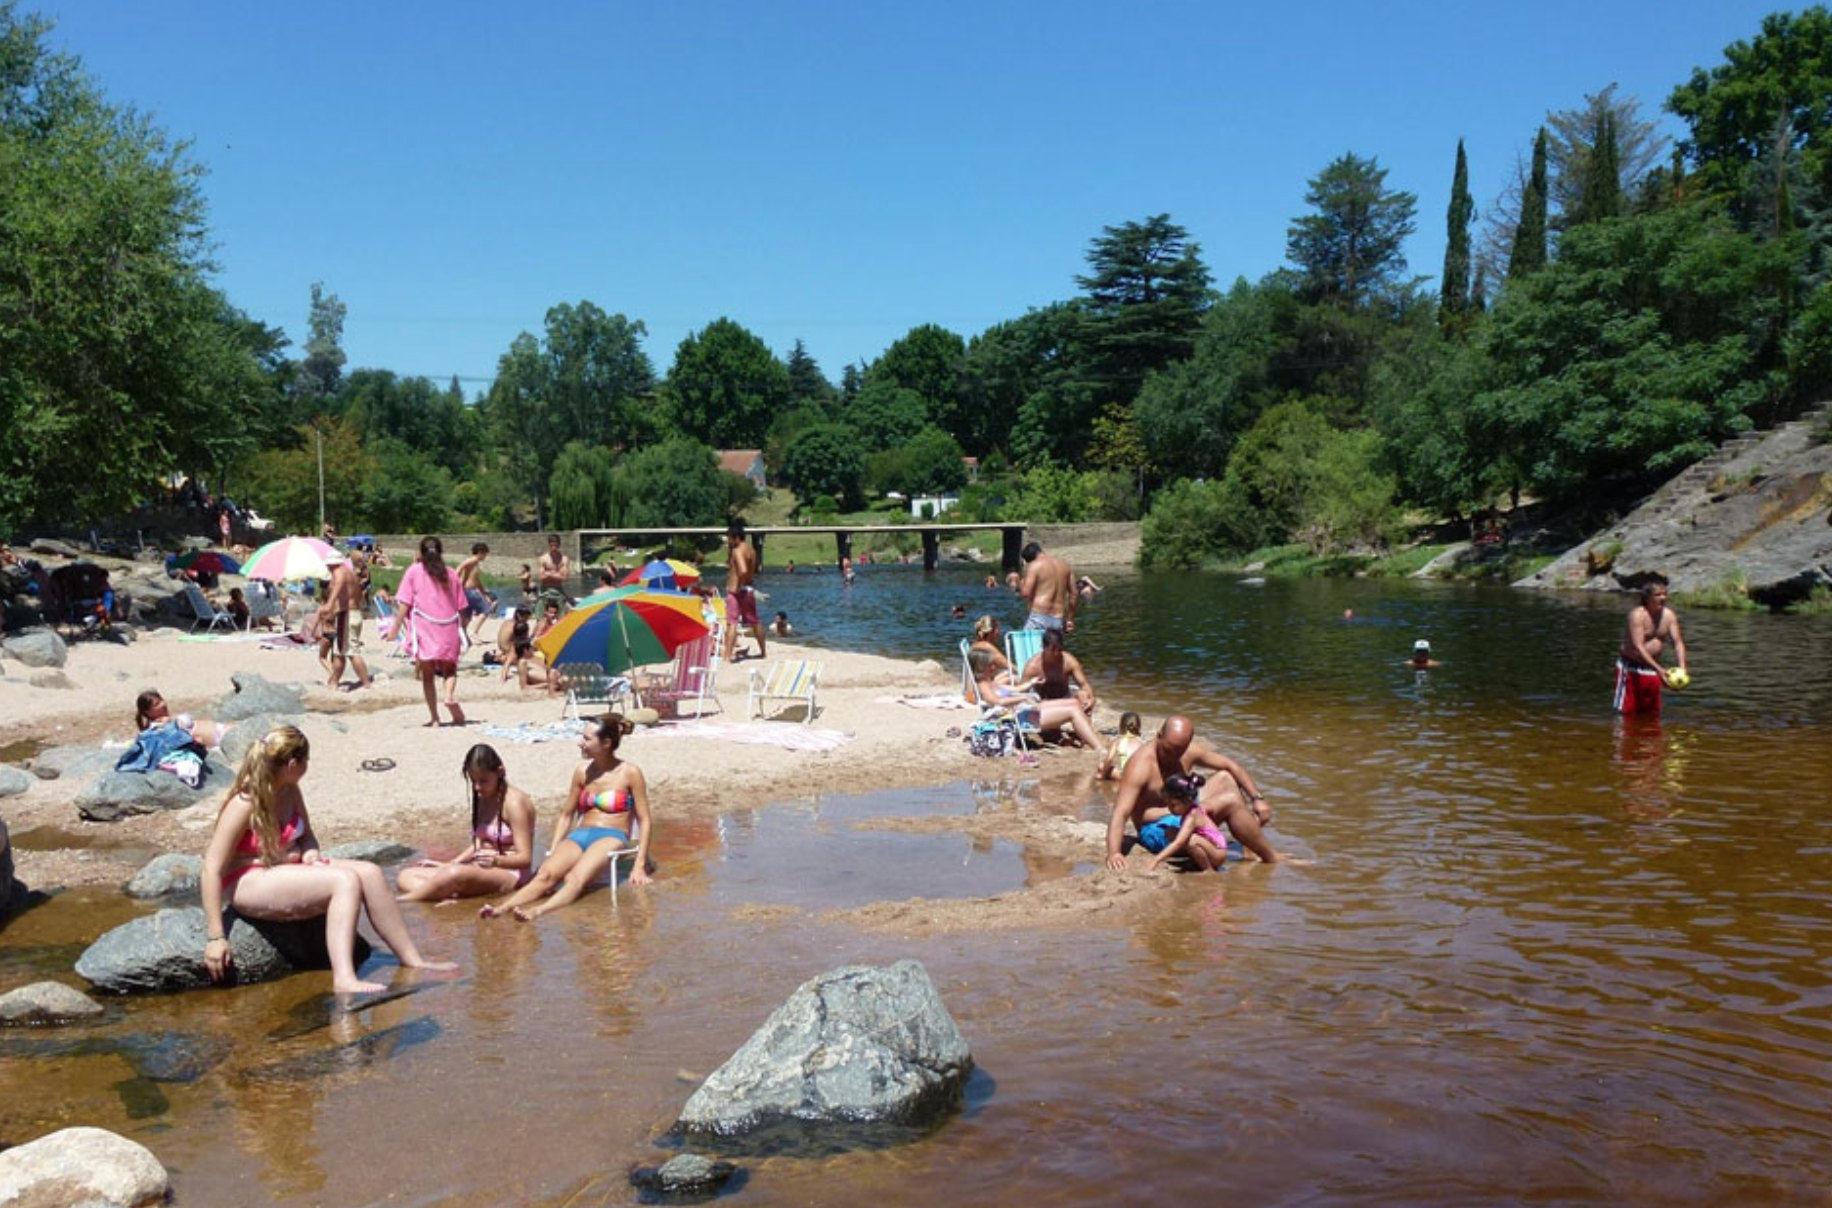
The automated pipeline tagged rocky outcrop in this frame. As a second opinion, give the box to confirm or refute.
[0,981,106,1026]
[1521,404,1832,605]
[123,853,204,900]
[0,766,32,798]
[75,752,230,822]
[75,906,370,994]
[213,673,307,722]
[31,745,116,781]
[0,1126,169,1207]
[0,628,67,669]
[677,960,972,1148]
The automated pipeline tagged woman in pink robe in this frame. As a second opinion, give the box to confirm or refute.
[390,536,468,726]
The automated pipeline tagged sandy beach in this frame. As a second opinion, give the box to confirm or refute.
[0,625,1148,926]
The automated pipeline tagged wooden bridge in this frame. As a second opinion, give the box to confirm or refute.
[576,522,1029,571]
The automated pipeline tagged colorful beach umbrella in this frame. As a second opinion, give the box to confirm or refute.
[533,586,709,675]
[619,558,701,590]
[242,535,342,582]
[169,549,241,575]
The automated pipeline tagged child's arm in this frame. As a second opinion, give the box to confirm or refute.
[1146,812,1201,870]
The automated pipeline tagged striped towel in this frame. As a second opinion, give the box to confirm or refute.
[639,720,851,752]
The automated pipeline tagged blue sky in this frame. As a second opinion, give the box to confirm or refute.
[33,0,1792,395]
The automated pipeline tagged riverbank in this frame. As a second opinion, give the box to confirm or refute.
[1214,539,1556,583]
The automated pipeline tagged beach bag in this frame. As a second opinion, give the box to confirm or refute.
[968,716,1020,758]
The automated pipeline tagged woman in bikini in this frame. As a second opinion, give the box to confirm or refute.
[136,688,230,750]
[200,726,457,994]
[480,713,652,922]
[394,744,537,904]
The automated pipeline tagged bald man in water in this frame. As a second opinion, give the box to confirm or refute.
[1104,715,1283,868]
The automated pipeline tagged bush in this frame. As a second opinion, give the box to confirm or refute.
[1214,402,1400,555]
[781,423,866,509]
[1139,478,1231,569]
[614,437,728,528]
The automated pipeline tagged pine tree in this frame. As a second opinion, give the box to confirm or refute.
[1571,110,1622,226]
[785,338,834,405]
[1440,139,1475,329]
[1508,129,1549,279]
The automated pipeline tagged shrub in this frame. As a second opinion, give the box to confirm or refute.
[1139,478,1231,569]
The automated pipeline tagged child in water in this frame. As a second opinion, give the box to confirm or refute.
[1097,711,1144,780]
[1145,773,1233,872]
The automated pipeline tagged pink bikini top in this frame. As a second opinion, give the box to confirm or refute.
[474,817,514,849]
[236,809,304,857]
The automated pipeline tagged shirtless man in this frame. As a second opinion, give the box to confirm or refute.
[722,519,766,663]
[319,554,372,691]
[1616,581,1687,716]
[457,542,495,637]
[1020,628,1095,711]
[1018,541,1076,634]
[537,535,571,602]
[1104,716,1282,868]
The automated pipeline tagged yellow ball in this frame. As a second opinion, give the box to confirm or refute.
[1665,668,1691,689]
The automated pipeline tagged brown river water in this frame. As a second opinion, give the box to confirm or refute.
[3,573,1831,1206]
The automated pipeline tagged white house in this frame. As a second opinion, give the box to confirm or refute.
[909,494,959,519]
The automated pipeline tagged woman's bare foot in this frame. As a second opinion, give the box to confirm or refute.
[478,903,502,919]
[446,701,466,725]
[334,978,389,994]
[510,905,536,923]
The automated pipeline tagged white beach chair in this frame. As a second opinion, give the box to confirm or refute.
[183,583,235,633]
[746,658,821,724]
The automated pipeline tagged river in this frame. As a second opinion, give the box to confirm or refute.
[3,567,1830,1205]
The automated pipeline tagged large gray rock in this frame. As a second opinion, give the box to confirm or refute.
[75,756,228,822]
[216,711,304,767]
[677,960,972,1145]
[75,906,371,994]
[322,840,417,865]
[630,1153,739,1201]
[214,672,308,722]
[123,853,204,900]
[25,537,81,559]
[1,628,67,669]
[0,765,32,798]
[0,1126,169,1207]
[30,745,116,781]
[0,981,106,1026]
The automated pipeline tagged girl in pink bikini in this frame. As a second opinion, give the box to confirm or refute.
[199,726,457,994]
[480,713,653,922]
[395,744,537,905]
[1144,773,1234,873]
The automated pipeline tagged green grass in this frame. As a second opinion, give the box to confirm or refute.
[1785,584,1832,615]
[1673,569,1764,612]
[1366,542,1459,577]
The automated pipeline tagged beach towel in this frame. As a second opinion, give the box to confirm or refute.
[479,719,588,745]
[876,693,972,710]
[639,720,853,752]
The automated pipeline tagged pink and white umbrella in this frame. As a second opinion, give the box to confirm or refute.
[241,535,343,582]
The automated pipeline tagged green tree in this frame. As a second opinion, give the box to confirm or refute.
[361,438,453,533]
[339,369,476,476]
[614,437,728,528]
[547,440,619,529]
[1567,109,1623,226]
[1073,214,1212,405]
[957,304,1084,457]
[1548,85,1664,226]
[785,338,835,406]
[763,402,830,478]
[844,382,929,449]
[1508,129,1550,279]
[0,4,271,531]
[1287,153,1418,309]
[289,282,346,413]
[896,426,969,495]
[1133,278,1283,480]
[1138,478,1231,569]
[867,324,966,437]
[668,317,790,448]
[780,423,865,509]
[242,418,372,533]
[1440,139,1475,328]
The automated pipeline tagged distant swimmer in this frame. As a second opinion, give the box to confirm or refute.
[1105,716,1287,868]
[772,611,793,637]
[1617,581,1687,716]
[1408,639,1441,670]
[1077,575,1102,597]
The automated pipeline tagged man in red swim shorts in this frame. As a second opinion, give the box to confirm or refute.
[722,519,766,664]
[1615,581,1687,716]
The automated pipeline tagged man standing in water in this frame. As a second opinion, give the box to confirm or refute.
[1018,541,1076,633]
[723,519,766,664]
[1104,716,1282,868]
[320,553,372,692]
[537,535,571,604]
[1617,581,1687,716]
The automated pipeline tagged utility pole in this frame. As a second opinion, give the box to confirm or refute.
[315,421,325,534]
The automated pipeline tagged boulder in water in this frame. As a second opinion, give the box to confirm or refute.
[322,840,417,865]
[0,981,106,1026]
[214,673,307,722]
[0,1126,169,1208]
[123,853,204,900]
[0,766,32,799]
[75,906,370,994]
[30,745,116,781]
[1,629,67,669]
[676,960,972,1147]
[629,1153,740,1201]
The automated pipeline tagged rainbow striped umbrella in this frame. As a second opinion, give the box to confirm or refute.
[533,586,709,675]
[619,558,701,590]
[242,536,342,582]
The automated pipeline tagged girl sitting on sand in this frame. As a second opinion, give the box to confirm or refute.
[1144,773,1232,872]
[1097,711,1144,781]
[200,726,457,994]
[395,745,537,905]
[136,689,229,750]
[480,713,652,922]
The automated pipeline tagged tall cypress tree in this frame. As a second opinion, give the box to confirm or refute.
[1508,128,1550,279]
[1573,110,1622,225]
[1440,139,1475,329]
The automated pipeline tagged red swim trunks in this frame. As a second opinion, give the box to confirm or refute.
[1614,658,1662,716]
[726,586,760,627]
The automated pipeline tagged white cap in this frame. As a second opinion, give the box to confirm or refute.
[1414,639,1431,652]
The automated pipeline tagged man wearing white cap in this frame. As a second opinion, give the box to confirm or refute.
[1408,639,1440,670]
